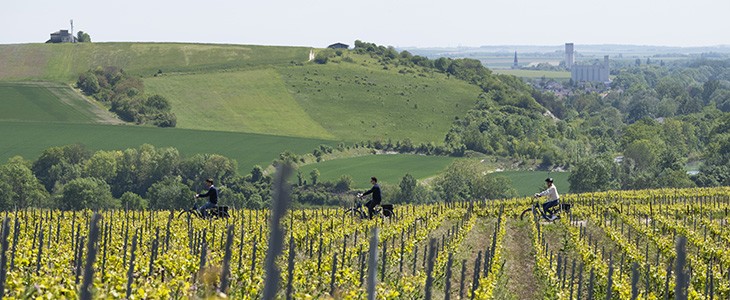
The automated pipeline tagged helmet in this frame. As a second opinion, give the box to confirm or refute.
[545,177,554,183]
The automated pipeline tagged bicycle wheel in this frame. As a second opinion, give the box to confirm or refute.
[177,209,191,219]
[519,207,534,220]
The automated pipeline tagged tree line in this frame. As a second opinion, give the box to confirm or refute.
[0,143,517,211]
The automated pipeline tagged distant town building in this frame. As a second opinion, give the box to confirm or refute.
[565,43,574,70]
[327,43,349,49]
[46,29,77,43]
[571,55,610,83]
[512,51,519,69]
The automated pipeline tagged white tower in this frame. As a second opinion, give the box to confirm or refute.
[565,43,574,70]
[70,19,75,43]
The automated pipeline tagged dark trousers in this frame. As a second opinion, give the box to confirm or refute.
[542,199,559,214]
[199,201,216,217]
[365,200,380,219]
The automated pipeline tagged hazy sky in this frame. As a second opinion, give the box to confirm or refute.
[1,0,727,47]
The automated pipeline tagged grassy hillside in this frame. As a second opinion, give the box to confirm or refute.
[0,82,119,124]
[279,59,482,143]
[145,69,334,139]
[0,121,333,173]
[491,170,571,197]
[0,43,309,82]
[147,52,482,142]
[297,154,457,188]
[2,43,482,144]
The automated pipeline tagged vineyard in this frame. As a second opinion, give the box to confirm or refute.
[1,186,730,299]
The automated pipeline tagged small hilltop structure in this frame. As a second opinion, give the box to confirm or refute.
[47,20,78,43]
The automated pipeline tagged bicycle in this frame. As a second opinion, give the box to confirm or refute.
[519,199,571,221]
[345,194,396,219]
[177,199,231,220]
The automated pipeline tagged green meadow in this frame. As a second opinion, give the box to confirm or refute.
[297,154,458,188]
[279,60,481,142]
[490,170,571,197]
[145,69,334,139]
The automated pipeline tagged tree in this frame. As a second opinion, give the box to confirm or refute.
[397,173,417,203]
[0,156,50,209]
[83,150,121,182]
[77,31,91,42]
[77,71,100,95]
[333,175,353,193]
[119,191,147,210]
[434,57,452,73]
[309,169,320,185]
[436,160,515,202]
[58,177,117,210]
[624,139,660,171]
[146,176,193,209]
[568,156,617,193]
[250,165,264,182]
[32,144,89,192]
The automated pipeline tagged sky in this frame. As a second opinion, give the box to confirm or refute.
[1,0,728,48]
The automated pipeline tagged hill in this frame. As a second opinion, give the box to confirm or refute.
[1,43,483,143]
[278,60,481,142]
[0,43,309,82]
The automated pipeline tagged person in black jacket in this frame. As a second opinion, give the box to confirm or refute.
[195,179,218,217]
[358,177,381,219]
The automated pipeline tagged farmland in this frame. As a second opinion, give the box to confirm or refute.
[0,82,119,124]
[297,154,458,188]
[0,186,727,299]
[492,170,571,197]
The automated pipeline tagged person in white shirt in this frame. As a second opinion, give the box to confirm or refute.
[534,177,560,218]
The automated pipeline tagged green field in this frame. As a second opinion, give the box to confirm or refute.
[493,69,571,79]
[491,170,571,197]
[0,121,333,173]
[145,69,334,139]
[279,60,481,142]
[297,154,458,188]
[0,43,309,82]
[147,52,482,142]
[0,82,119,123]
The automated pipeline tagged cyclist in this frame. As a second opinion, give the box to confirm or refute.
[195,179,219,218]
[534,177,560,220]
[358,177,381,219]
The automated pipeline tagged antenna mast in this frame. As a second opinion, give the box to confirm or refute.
[70,19,74,43]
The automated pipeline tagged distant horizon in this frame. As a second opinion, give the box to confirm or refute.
[2,0,728,49]
[2,40,730,50]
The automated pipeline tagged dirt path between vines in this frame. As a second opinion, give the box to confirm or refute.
[492,218,542,299]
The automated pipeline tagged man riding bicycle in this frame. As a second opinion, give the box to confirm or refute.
[358,177,381,219]
[534,177,560,220]
[195,179,219,218]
